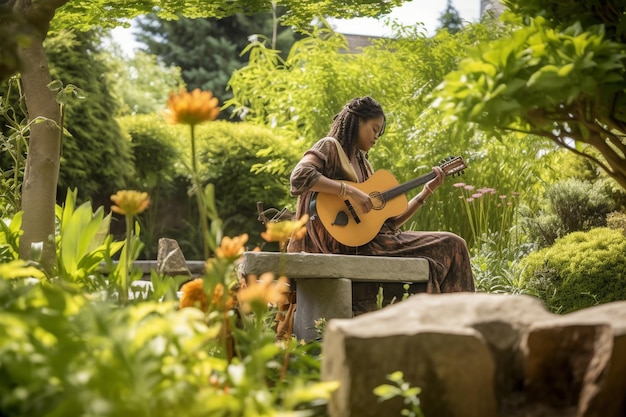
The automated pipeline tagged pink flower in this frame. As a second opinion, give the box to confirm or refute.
[464,185,475,191]
[472,193,483,199]
[453,182,466,188]
[466,197,474,202]
[499,195,507,199]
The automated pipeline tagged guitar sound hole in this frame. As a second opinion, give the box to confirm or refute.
[369,191,385,210]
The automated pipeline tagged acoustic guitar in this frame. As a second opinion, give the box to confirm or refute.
[310,156,467,247]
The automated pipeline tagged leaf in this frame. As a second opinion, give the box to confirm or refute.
[557,63,574,76]
[373,384,401,400]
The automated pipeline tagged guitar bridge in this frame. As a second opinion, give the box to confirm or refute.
[343,199,361,224]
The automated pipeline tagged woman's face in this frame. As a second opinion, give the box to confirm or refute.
[357,115,385,152]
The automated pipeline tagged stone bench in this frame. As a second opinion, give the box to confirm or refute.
[239,251,430,340]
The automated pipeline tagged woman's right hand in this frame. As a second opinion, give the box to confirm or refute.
[346,185,373,213]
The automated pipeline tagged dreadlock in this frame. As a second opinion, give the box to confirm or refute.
[328,96,386,158]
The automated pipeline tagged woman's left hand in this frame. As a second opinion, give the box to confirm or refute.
[426,166,445,191]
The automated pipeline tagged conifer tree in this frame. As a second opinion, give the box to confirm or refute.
[437,0,464,34]
[135,11,301,117]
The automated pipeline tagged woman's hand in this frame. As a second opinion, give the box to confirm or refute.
[346,185,373,213]
[426,166,445,191]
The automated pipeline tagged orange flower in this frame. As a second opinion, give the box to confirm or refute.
[260,214,309,243]
[179,278,207,311]
[215,234,248,261]
[165,88,220,126]
[237,273,290,313]
[110,190,150,216]
[179,279,235,312]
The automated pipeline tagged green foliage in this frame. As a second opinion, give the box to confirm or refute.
[607,211,626,235]
[0,185,336,416]
[51,0,407,32]
[194,121,301,248]
[432,13,626,190]
[503,0,626,42]
[519,227,626,314]
[118,117,300,258]
[433,18,626,133]
[45,30,135,203]
[470,232,535,294]
[374,371,424,417]
[119,114,181,191]
[0,211,22,263]
[453,182,522,251]
[0,76,27,217]
[0,276,219,417]
[520,178,615,247]
[117,114,184,258]
[135,12,302,118]
[55,189,124,289]
[0,7,31,80]
[103,44,186,116]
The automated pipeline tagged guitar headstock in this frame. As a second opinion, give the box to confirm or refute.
[439,156,467,177]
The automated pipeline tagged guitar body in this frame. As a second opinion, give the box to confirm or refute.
[314,169,408,247]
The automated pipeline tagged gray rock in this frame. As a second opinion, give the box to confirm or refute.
[322,293,626,417]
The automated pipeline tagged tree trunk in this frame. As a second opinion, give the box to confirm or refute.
[13,0,67,273]
[18,39,61,273]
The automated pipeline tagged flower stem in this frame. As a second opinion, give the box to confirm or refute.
[121,213,133,303]
[190,124,211,259]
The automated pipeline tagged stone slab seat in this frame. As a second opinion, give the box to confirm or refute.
[239,251,430,340]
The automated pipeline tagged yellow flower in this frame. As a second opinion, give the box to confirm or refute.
[215,234,248,260]
[165,88,220,126]
[110,190,150,216]
[260,214,309,243]
[237,273,290,313]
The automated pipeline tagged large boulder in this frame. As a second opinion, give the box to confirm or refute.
[322,293,626,417]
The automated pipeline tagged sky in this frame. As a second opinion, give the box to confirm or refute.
[327,0,481,37]
[111,0,482,55]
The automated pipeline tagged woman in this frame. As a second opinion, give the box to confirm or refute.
[287,96,474,296]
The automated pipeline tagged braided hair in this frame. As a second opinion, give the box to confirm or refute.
[328,96,386,158]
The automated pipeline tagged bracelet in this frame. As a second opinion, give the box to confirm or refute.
[338,181,347,197]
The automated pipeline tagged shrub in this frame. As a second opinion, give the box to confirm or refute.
[520,178,615,247]
[607,211,626,235]
[117,115,187,258]
[519,227,626,313]
[194,121,302,249]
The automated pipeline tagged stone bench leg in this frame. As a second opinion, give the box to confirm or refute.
[294,278,352,341]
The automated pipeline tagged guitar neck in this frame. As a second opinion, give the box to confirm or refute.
[382,171,437,201]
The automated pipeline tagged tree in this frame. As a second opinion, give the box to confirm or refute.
[2,0,408,272]
[102,38,186,116]
[135,11,302,118]
[432,0,626,191]
[437,0,464,34]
